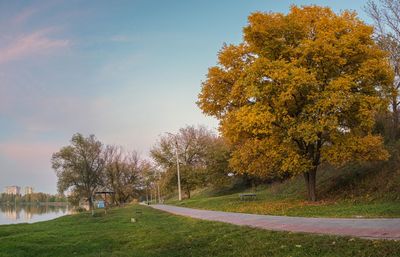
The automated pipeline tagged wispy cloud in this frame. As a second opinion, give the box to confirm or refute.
[110,34,138,43]
[15,95,104,134]
[0,141,58,166]
[0,28,70,64]
[11,7,38,25]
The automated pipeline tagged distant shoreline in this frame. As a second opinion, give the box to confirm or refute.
[0,202,69,206]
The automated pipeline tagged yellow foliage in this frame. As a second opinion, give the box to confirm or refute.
[198,6,393,179]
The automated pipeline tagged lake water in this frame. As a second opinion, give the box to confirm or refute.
[0,204,72,225]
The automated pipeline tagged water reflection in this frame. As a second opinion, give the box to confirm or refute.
[0,204,71,225]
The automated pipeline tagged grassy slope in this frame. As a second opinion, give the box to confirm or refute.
[0,204,399,257]
[168,163,400,217]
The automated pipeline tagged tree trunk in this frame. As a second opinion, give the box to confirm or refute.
[303,172,310,200]
[88,195,94,216]
[150,189,153,203]
[186,188,191,199]
[88,196,93,210]
[309,169,317,201]
[251,180,256,193]
[304,168,317,202]
[392,97,399,140]
[112,193,116,205]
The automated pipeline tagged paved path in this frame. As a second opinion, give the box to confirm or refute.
[150,204,400,240]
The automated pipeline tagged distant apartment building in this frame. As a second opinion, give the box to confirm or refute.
[24,186,34,195]
[5,186,21,195]
[5,208,20,220]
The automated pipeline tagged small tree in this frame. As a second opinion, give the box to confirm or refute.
[52,133,106,210]
[366,0,400,140]
[198,6,392,201]
[104,146,145,205]
[203,137,233,188]
[151,125,216,198]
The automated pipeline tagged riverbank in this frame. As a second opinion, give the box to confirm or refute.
[0,204,399,257]
[0,202,71,225]
[0,202,68,206]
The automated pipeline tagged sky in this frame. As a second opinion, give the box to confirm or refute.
[0,0,370,194]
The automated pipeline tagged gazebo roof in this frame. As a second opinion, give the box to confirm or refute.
[94,186,115,194]
[94,191,115,194]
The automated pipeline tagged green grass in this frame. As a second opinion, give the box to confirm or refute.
[169,192,400,218]
[167,163,400,218]
[0,204,399,257]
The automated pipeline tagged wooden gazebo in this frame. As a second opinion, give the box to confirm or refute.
[93,189,115,214]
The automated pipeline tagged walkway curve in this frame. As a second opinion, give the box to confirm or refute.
[150,204,400,240]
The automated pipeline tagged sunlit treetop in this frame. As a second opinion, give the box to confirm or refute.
[198,5,393,201]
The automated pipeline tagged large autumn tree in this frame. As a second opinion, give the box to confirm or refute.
[198,6,393,201]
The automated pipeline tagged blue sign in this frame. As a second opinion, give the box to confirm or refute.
[97,200,105,208]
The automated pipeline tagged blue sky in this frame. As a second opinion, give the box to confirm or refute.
[0,0,370,193]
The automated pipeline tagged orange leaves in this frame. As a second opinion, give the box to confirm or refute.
[244,12,288,57]
[322,134,389,166]
[229,137,311,178]
[221,105,272,142]
[229,138,284,178]
[198,67,233,118]
[198,5,393,181]
[217,43,250,70]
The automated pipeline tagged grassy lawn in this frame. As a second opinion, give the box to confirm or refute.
[168,191,400,218]
[167,164,400,218]
[0,204,398,257]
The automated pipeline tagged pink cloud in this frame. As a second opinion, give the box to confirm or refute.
[12,7,38,25]
[0,28,70,64]
[0,141,58,166]
[0,95,113,137]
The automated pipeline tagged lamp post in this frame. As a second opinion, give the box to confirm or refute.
[167,132,182,201]
[153,169,161,203]
[157,182,161,203]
